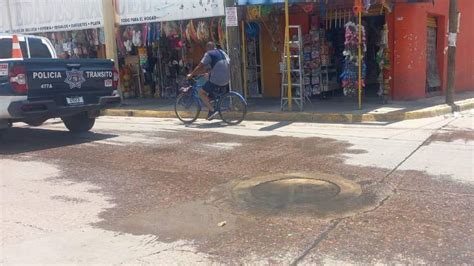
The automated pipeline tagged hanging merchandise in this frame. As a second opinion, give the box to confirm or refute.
[218,18,226,48]
[303,25,322,97]
[320,1,327,20]
[142,24,149,47]
[186,20,199,44]
[132,29,143,47]
[116,28,126,55]
[122,26,134,52]
[247,6,261,20]
[245,22,259,39]
[363,0,371,12]
[340,21,367,97]
[92,29,100,46]
[196,21,210,43]
[299,3,314,14]
[99,29,106,45]
[163,21,179,38]
[138,47,148,68]
[210,18,220,43]
[376,23,391,102]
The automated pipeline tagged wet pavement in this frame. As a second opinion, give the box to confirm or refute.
[0,111,473,264]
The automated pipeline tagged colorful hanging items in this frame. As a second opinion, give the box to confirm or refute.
[132,29,142,47]
[299,3,314,14]
[186,20,199,43]
[116,28,126,55]
[185,20,199,44]
[210,18,220,43]
[376,23,391,102]
[163,21,179,38]
[320,1,327,20]
[196,21,210,42]
[363,0,371,12]
[218,18,226,48]
[138,47,148,68]
[247,6,261,20]
[302,24,324,96]
[340,21,367,97]
[245,22,259,39]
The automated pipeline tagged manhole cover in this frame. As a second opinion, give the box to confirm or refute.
[232,172,363,211]
[251,178,341,204]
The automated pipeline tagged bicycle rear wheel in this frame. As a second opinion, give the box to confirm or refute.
[175,93,201,124]
[218,92,247,125]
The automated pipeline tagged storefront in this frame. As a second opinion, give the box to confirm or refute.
[113,0,226,99]
[238,0,474,103]
[238,0,393,107]
[33,29,106,59]
[0,0,106,59]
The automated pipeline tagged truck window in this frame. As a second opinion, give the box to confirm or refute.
[28,38,52,58]
[0,39,28,59]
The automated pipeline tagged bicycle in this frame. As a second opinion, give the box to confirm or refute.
[174,76,247,125]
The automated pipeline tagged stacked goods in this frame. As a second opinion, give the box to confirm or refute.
[302,26,322,96]
[120,65,134,98]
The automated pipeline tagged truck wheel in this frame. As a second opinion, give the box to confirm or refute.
[62,113,96,133]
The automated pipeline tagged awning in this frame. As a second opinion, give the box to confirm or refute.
[392,0,434,3]
[115,0,225,25]
[237,0,292,5]
[1,0,103,34]
[236,0,434,6]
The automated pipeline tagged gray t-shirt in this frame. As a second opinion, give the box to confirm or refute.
[201,49,230,86]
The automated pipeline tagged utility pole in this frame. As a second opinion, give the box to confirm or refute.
[446,0,458,105]
[101,0,121,97]
[224,0,244,96]
[102,0,118,67]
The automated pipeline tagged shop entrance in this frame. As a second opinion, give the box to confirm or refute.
[244,3,392,105]
[363,15,387,98]
[244,22,263,98]
[321,14,386,98]
[426,16,441,94]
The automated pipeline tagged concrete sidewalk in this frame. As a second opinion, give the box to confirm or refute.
[103,91,474,123]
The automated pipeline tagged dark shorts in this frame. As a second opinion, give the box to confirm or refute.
[201,81,228,98]
[201,81,219,95]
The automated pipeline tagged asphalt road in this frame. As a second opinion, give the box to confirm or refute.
[1,111,473,264]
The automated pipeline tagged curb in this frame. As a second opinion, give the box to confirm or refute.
[102,98,474,123]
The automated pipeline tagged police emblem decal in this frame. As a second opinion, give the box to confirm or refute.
[65,70,86,89]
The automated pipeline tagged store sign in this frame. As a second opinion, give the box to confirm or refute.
[226,7,239,27]
[3,0,103,34]
[0,0,11,33]
[115,0,225,25]
[236,0,298,5]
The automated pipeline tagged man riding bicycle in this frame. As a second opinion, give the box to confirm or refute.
[188,42,230,120]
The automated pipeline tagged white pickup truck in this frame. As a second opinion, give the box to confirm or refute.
[0,34,121,137]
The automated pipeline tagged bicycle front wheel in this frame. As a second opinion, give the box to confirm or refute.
[175,93,201,124]
[218,92,247,125]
